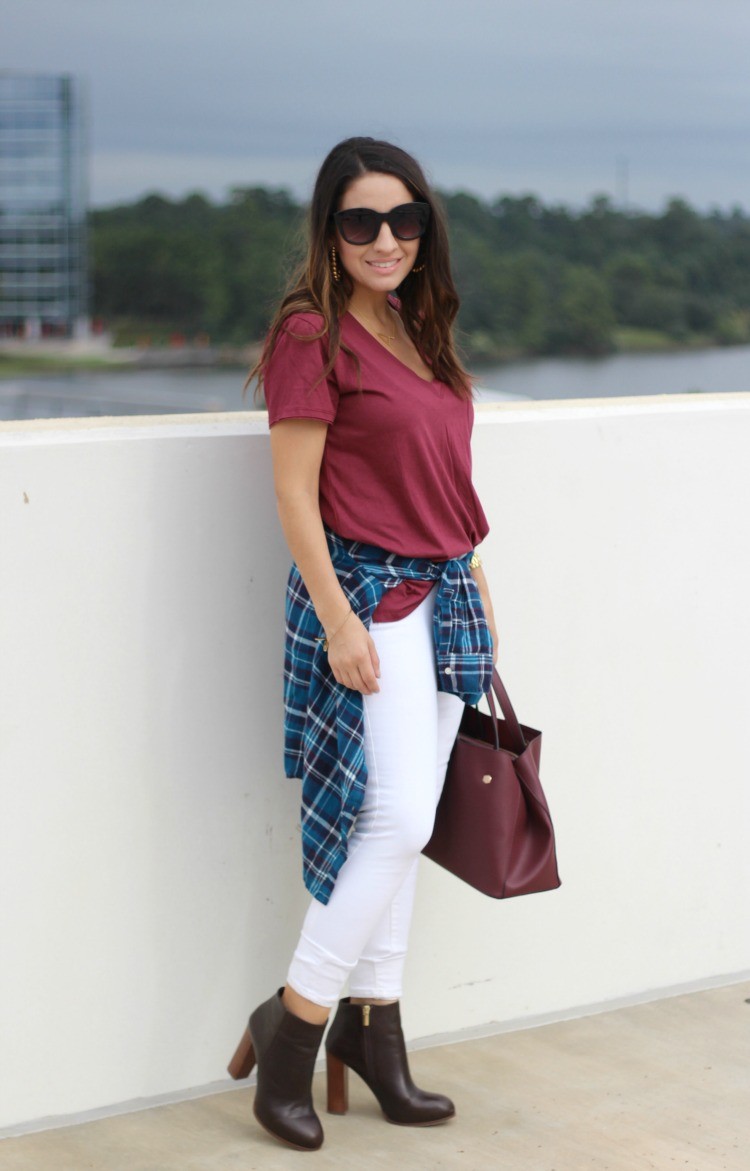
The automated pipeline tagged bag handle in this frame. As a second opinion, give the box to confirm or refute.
[485,668,528,754]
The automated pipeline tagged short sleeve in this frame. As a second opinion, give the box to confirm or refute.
[264,313,339,426]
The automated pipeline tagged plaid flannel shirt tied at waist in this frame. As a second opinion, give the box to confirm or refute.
[283,527,493,905]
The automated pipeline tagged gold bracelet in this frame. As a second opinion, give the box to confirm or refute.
[318,607,353,652]
[469,551,482,570]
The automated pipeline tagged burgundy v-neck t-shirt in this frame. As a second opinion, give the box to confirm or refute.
[264,311,489,621]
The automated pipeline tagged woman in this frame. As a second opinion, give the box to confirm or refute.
[228,137,498,1152]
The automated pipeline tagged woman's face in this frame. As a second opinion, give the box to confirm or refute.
[334,172,422,298]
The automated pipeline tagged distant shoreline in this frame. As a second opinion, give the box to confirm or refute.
[0,329,732,381]
[0,339,260,379]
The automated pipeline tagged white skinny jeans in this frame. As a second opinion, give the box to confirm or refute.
[286,587,464,1008]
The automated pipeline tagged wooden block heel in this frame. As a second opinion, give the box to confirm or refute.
[325,999,455,1125]
[227,1025,256,1080]
[326,1052,349,1114]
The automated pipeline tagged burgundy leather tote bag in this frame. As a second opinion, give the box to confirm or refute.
[423,668,561,898]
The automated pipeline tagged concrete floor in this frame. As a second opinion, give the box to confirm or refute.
[1,982,748,1171]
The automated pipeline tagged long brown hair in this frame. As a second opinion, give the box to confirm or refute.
[249,137,472,400]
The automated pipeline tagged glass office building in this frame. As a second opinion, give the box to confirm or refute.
[0,72,88,338]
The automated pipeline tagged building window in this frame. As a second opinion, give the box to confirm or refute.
[0,72,88,336]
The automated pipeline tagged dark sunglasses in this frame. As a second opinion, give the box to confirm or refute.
[332,202,430,246]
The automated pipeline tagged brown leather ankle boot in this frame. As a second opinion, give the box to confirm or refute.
[228,989,325,1151]
[325,998,455,1125]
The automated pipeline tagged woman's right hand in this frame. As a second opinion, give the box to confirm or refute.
[270,418,381,694]
[326,612,381,695]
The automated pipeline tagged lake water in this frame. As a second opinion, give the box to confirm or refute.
[2,343,750,421]
[476,344,750,402]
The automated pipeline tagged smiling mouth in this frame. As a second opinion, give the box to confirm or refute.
[367,259,401,269]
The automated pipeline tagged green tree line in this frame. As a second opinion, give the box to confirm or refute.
[91,189,750,359]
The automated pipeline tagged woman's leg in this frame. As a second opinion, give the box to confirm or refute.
[348,687,463,1000]
[286,589,462,1009]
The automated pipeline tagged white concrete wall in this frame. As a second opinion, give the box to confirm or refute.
[1,395,749,1133]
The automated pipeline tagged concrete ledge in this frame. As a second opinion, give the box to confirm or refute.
[2,395,749,1129]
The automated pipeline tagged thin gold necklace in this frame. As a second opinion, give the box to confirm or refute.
[354,307,398,347]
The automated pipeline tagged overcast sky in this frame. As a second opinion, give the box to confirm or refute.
[5,0,750,210]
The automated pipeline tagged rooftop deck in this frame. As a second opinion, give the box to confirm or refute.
[2,982,747,1169]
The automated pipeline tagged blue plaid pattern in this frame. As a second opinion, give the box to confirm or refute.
[283,528,493,905]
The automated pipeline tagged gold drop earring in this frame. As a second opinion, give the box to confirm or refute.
[330,245,341,282]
